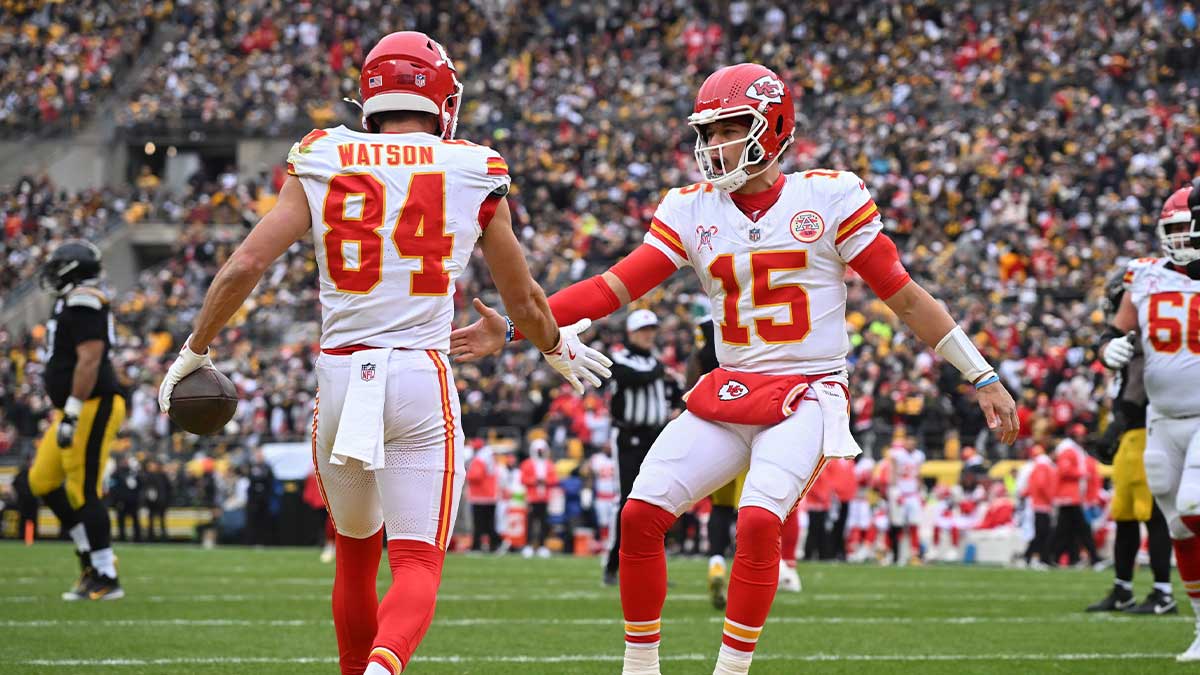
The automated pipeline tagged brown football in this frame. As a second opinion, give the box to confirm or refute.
[168,367,238,435]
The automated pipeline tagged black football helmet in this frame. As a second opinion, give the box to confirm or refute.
[1102,267,1126,315]
[40,240,102,293]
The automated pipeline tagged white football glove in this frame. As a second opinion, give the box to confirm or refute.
[1101,332,1136,370]
[541,319,613,395]
[158,336,214,412]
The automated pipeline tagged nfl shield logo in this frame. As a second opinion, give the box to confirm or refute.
[360,363,376,382]
[415,73,427,87]
[368,75,383,89]
[749,227,762,242]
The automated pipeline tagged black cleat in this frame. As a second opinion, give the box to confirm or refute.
[1086,586,1135,612]
[62,551,93,601]
[602,569,618,587]
[1125,589,1178,615]
[85,573,125,601]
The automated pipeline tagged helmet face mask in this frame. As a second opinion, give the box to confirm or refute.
[689,108,770,192]
[687,64,795,193]
[1157,186,1200,265]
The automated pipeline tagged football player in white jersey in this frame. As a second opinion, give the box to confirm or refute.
[450,62,1017,675]
[157,31,611,675]
[1101,184,1200,661]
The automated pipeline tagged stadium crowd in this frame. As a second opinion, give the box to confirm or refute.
[0,0,168,138]
[2,1,1199,556]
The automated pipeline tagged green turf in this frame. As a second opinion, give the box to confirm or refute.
[0,542,1191,674]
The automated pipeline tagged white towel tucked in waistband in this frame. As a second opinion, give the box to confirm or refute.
[809,375,863,459]
[330,348,391,470]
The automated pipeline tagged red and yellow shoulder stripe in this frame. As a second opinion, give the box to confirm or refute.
[648,218,688,260]
[486,155,508,176]
[835,199,879,244]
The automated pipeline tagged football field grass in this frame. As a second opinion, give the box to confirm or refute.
[0,541,1192,674]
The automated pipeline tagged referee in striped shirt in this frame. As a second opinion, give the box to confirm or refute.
[603,309,679,584]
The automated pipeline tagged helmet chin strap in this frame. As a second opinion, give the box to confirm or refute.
[714,154,785,193]
[343,97,371,131]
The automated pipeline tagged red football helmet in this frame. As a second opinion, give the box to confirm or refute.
[1157,185,1200,264]
[357,31,462,138]
[687,63,796,192]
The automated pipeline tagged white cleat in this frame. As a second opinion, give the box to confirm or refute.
[1177,633,1200,662]
[319,543,335,563]
[521,545,534,559]
[537,546,551,559]
[778,560,801,592]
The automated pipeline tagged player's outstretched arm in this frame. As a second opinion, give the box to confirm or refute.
[449,242,675,361]
[882,280,1020,444]
[477,198,561,353]
[477,199,612,393]
[158,176,311,411]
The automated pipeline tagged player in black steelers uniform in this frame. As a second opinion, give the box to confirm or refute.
[688,315,740,610]
[29,241,127,600]
[1086,268,1175,614]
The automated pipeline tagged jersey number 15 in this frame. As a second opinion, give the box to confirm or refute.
[709,251,811,345]
[322,172,453,296]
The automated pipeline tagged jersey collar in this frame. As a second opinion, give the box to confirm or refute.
[728,173,786,223]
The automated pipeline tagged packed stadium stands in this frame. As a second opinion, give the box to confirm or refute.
[1,0,1198,552]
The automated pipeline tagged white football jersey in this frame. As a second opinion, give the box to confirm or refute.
[888,446,923,495]
[644,170,882,375]
[287,125,510,351]
[588,452,617,500]
[1124,257,1200,418]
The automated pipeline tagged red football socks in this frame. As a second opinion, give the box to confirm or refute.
[1174,533,1200,602]
[780,509,800,566]
[722,506,782,655]
[619,499,678,649]
[367,538,448,674]
[332,530,383,675]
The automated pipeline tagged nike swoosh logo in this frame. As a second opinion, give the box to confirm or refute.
[1115,599,1135,609]
[1156,601,1177,614]
[566,345,576,359]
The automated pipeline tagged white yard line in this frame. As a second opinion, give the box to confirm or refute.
[0,614,1186,628]
[15,652,1176,667]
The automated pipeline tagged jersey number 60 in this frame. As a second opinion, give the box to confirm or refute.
[322,172,454,296]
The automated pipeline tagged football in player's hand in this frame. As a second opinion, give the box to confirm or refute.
[168,367,238,435]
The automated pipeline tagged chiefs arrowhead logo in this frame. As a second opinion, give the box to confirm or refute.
[718,380,749,401]
[745,75,785,110]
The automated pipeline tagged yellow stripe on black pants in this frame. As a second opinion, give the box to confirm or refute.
[29,394,126,509]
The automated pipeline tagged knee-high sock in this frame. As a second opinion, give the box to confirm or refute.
[619,499,677,650]
[1113,520,1140,585]
[1149,504,1173,586]
[79,497,111,554]
[41,486,80,531]
[368,539,447,674]
[721,506,782,657]
[908,526,920,556]
[333,530,383,675]
[1172,531,1200,618]
[780,510,800,565]
[708,505,736,557]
